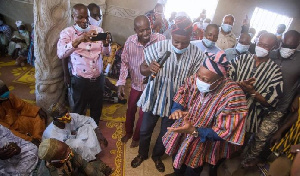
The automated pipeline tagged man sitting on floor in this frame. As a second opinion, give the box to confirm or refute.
[0,80,46,146]
[0,124,39,175]
[38,138,112,176]
[42,103,108,162]
[163,51,248,176]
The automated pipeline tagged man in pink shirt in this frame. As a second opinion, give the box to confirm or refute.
[57,4,110,124]
[116,15,165,148]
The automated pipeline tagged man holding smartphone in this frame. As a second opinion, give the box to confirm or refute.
[57,3,110,124]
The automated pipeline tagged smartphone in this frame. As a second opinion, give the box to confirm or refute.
[91,33,107,41]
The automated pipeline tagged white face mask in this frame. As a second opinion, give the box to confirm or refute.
[74,24,90,33]
[89,17,102,27]
[196,78,211,93]
[255,46,269,58]
[280,47,296,58]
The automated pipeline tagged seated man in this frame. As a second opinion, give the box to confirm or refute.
[8,21,30,59]
[43,103,108,162]
[191,18,211,41]
[268,95,299,176]
[0,80,46,145]
[163,51,248,176]
[38,138,112,176]
[0,124,38,175]
[0,14,12,56]
[87,3,103,27]
[191,24,221,54]
[225,33,251,61]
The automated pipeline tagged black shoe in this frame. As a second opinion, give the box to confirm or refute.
[164,173,176,176]
[153,157,165,172]
[131,155,146,168]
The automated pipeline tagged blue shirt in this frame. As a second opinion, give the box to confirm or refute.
[191,40,221,54]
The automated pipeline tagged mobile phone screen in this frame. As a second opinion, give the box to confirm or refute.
[91,33,107,41]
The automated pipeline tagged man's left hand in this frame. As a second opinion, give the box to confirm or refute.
[167,115,195,134]
[38,108,47,119]
[240,77,256,94]
[103,32,111,47]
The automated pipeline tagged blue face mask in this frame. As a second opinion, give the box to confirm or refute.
[235,43,250,53]
[0,91,10,100]
[221,23,232,33]
[172,44,189,54]
[74,24,90,33]
[19,30,26,34]
[196,78,211,93]
[202,38,215,48]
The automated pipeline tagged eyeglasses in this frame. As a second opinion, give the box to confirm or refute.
[50,148,74,164]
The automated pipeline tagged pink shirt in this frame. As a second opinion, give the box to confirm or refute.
[116,33,165,91]
[57,25,110,78]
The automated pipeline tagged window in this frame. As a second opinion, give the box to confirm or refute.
[164,0,219,21]
[250,7,293,38]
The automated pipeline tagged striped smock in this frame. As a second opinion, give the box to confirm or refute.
[229,54,283,133]
[163,75,248,168]
[137,40,206,117]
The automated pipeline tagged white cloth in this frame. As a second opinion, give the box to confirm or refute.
[15,21,24,27]
[42,113,101,162]
[0,124,38,176]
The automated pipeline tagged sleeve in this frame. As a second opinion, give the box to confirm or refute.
[191,48,206,74]
[57,29,76,59]
[171,102,184,113]
[116,40,129,86]
[173,76,194,109]
[211,86,248,145]
[24,32,30,46]
[71,113,98,130]
[228,56,239,81]
[261,67,283,107]
[10,94,40,118]
[197,128,223,142]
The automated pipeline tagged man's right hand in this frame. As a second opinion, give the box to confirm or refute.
[118,85,125,99]
[0,142,21,160]
[169,110,188,120]
[149,61,161,74]
[72,30,97,48]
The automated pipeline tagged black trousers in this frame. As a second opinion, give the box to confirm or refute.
[138,111,175,160]
[71,74,104,124]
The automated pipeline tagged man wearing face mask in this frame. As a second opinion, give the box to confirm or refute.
[42,103,108,162]
[8,21,30,59]
[87,3,103,27]
[145,3,168,34]
[0,80,46,146]
[191,24,221,54]
[216,14,237,50]
[228,33,283,163]
[191,18,211,41]
[117,15,165,148]
[163,51,247,176]
[241,30,300,167]
[131,15,205,172]
[37,138,112,176]
[57,4,110,124]
[225,33,251,61]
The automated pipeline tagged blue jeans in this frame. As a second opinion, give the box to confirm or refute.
[138,111,175,160]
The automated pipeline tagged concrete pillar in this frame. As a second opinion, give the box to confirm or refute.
[34,0,71,114]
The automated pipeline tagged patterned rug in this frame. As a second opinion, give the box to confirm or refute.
[0,56,126,176]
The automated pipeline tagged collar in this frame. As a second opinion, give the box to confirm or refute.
[131,34,158,47]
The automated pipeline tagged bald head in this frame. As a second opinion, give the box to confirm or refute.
[134,15,151,45]
[239,33,251,45]
[283,30,300,49]
[258,33,278,51]
[223,14,235,25]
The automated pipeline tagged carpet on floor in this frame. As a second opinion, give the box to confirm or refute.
[0,56,126,176]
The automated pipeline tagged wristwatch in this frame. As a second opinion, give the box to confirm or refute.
[191,127,199,137]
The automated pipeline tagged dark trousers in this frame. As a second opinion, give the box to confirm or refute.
[173,164,203,176]
[138,111,175,160]
[71,74,104,124]
[125,88,144,141]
